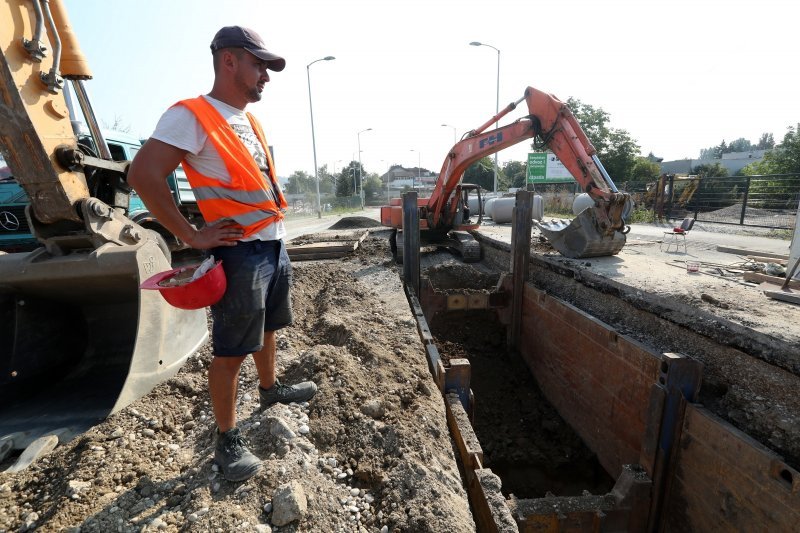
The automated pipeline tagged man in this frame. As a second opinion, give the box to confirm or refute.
[127,26,317,482]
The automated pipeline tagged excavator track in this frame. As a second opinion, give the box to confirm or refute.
[446,231,481,262]
[390,230,481,264]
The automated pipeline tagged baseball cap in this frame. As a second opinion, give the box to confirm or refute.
[210,26,286,72]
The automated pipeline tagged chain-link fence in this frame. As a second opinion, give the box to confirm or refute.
[644,174,799,229]
[527,175,799,231]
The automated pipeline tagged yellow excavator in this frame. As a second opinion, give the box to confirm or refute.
[0,0,207,460]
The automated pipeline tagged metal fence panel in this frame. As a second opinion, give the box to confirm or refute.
[620,174,799,230]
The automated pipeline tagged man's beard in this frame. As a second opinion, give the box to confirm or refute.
[246,87,262,103]
[236,73,262,103]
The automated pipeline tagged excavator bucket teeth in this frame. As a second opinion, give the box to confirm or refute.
[0,241,208,455]
[535,208,626,258]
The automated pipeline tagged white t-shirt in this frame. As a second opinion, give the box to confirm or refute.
[151,95,286,241]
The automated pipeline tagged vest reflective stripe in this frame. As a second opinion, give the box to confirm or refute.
[176,97,287,238]
[191,186,276,204]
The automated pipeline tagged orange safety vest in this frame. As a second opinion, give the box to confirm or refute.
[176,96,287,238]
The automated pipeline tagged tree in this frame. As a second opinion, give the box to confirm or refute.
[693,162,729,178]
[463,157,495,191]
[102,115,132,134]
[741,125,800,209]
[285,170,312,194]
[601,129,640,184]
[743,125,800,175]
[691,162,737,210]
[756,133,775,150]
[728,138,753,153]
[317,164,333,195]
[502,160,527,188]
[699,135,771,159]
[629,157,661,182]
[336,161,359,197]
[699,140,728,160]
[563,97,640,182]
[363,173,383,201]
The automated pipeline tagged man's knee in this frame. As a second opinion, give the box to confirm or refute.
[210,355,247,374]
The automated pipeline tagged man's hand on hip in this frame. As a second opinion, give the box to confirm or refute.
[187,221,244,249]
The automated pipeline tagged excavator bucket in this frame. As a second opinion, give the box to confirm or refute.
[535,207,627,258]
[0,240,208,458]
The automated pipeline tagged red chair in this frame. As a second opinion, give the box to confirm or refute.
[661,217,695,253]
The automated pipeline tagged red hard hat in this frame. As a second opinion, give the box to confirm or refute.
[140,260,226,310]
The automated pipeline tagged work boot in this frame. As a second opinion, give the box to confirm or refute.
[214,427,262,482]
[259,379,318,409]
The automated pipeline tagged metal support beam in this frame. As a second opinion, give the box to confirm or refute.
[645,352,703,531]
[402,192,420,295]
[508,190,533,348]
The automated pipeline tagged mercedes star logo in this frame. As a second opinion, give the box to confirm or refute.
[0,211,20,231]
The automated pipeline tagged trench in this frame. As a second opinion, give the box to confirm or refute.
[410,245,800,531]
[429,309,615,499]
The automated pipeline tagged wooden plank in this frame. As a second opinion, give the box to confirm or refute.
[290,229,369,243]
[746,255,788,266]
[716,246,789,260]
[444,392,483,469]
[762,283,800,305]
[445,359,472,416]
[517,283,662,479]
[287,240,358,253]
[287,251,348,261]
[663,404,800,532]
[743,271,800,289]
[425,344,441,380]
[473,469,519,533]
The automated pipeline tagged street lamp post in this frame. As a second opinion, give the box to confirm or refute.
[307,55,335,218]
[381,159,390,204]
[469,41,500,193]
[410,149,420,191]
[357,128,372,209]
[441,123,456,145]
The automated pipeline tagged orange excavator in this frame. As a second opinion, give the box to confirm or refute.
[381,87,631,260]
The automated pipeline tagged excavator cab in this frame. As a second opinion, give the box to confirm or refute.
[0,0,206,460]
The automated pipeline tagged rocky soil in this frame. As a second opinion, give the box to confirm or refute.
[3,213,799,532]
[0,233,475,533]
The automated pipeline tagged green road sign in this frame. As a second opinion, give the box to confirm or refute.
[527,152,574,183]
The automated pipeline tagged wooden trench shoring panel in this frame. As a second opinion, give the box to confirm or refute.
[408,280,656,532]
[405,191,800,531]
[662,403,800,531]
[498,274,800,531]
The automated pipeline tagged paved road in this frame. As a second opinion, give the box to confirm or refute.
[626,222,791,257]
[284,208,382,240]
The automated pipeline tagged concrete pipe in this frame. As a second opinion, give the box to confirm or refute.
[573,193,595,215]
[467,195,483,215]
[491,195,544,224]
[484,198,497,219]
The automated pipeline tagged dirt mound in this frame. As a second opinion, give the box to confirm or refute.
[426,262,500,292]
[328,216,382,230]
[0,236,475,532]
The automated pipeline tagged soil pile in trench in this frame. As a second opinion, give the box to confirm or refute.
[0,234,475,532]
[328,216,383,230]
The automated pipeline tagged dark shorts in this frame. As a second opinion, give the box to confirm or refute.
[209,239,293,357]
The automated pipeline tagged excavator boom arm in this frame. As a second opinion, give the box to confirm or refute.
[429,87,626,232]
